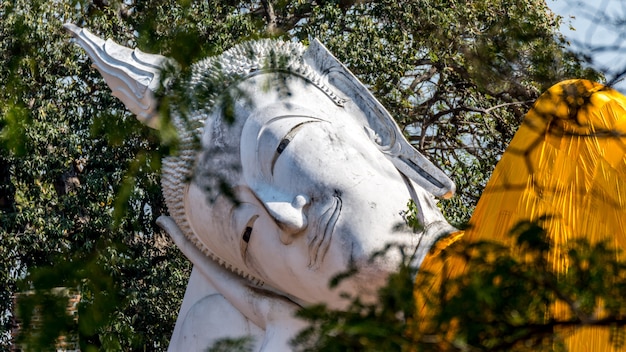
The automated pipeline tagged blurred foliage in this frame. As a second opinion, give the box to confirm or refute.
[557,1,626,88]
[293,219,626,351]
[0,0,608,350]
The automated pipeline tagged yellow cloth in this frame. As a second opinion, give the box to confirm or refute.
[418,79,626,351]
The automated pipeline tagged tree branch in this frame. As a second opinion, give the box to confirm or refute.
[409,66,437,92]
[261,0,278,34]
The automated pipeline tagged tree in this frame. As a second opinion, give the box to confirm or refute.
[554,0,626,88]
[0,0,601,350]
[0,1,188,350]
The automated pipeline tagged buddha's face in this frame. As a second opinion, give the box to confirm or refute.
[184,73,453,308]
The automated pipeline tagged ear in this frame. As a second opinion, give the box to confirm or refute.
[64,24,173,129]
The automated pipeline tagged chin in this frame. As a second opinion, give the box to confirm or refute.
[324,262,395,309]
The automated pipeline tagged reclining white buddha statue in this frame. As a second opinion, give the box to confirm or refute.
[64,24,458,351]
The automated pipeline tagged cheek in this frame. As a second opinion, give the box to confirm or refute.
[246,215,328,284]
[244,216,288,279]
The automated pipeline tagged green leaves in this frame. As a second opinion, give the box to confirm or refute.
[0,103,30,156]
[296,220,626,351]
[1,1,188,349]
[15,247,120,352]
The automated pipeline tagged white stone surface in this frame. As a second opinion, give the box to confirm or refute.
[67,25,458,351]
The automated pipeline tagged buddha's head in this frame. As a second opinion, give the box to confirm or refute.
[66,26,456,308]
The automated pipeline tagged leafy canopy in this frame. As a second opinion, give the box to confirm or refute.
[0,0,603,350]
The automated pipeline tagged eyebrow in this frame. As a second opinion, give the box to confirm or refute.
[270,120,318,175]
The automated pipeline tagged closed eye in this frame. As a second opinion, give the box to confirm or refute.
[240,215,259,261]
[270,120,318,175]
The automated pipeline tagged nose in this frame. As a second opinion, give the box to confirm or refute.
[263,194,310,244]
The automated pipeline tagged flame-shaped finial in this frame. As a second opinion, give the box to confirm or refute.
[64,23,171,129]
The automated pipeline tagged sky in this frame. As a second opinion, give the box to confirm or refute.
[548,0,626,92]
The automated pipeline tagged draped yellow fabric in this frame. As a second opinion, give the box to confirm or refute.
[418,79,626,350]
